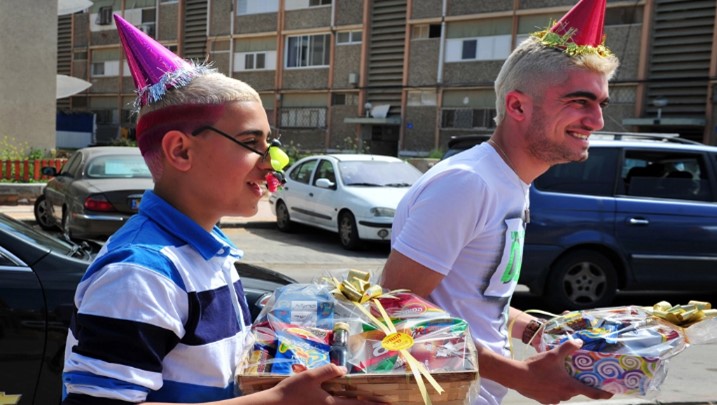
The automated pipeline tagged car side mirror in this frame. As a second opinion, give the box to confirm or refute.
[315,178,335,189]
[41,166,58,177]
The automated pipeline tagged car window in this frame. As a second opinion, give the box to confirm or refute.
[0,249,17,266]
[339,161,422,187]
[534,148,619,196]
[0,215,75,255]
[622,150,712,202]
[313,159,336,186]
[60,152,82,177]
[289,160,318,185]
[86,155,152,178]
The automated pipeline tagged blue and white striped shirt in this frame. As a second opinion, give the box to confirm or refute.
[62,190,252,404]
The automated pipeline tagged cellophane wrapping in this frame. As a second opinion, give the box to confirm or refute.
[236,270,480,404]
[539,304,717,398]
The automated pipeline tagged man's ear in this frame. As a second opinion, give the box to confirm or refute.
[505,90,529,122]
[161,130,192,172]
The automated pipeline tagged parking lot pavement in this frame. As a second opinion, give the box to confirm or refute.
[0,194,277,227]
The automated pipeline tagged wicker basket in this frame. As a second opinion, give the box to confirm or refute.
[237,370,479,404]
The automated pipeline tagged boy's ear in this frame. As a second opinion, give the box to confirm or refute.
[161,130,192,171]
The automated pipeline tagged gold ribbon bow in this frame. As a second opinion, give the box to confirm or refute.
[326,269,445,405]
[650,300,717,327]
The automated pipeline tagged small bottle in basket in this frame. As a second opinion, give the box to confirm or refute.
[330,322,350,368]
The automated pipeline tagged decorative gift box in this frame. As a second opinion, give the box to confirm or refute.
[539,302,717,398]
[236,270,480,405]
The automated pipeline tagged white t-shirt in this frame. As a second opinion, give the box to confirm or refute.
[391,142,530,405]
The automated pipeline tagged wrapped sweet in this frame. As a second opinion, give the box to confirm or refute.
[236,270,479,404]
[540,303,717,398]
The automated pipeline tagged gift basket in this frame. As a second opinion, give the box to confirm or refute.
[236,270,479,405]
[538,301,717,398]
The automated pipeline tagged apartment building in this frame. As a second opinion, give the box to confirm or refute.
[57,0,717,156]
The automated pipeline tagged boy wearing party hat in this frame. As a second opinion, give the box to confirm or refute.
[382,1,619,404]
[61,15,382,405]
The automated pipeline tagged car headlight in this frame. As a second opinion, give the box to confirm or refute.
[370,207,396,217]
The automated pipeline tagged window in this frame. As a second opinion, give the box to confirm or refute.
[92,60,123,77]
[337,31,362,45]
[289,160,318,184]
[238,0,278,15]
[91,62,105,76]
[141,8,156,23]
[96,6,112,25]
[332,94,346,105]
[280,107,327,128]
[310,0,331,5]
[535,148,618,196]
[407,90,437,106]
[412,24,441,40]
[95,109,119,125]
[331,93,357,106]
[441,108,496,129]
[234,51,276,71]
[462,40,477,59]
[245,53,266,69]
[60,153,83,177]
[286,34,330,68]
[445,35,511,61]
[622,151,711,201]
[313,160,336,186]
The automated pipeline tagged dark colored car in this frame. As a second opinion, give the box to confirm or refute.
[443,133,717,310]
[34,146,154,241]
[0,213,295,404]
[441,134,490,159]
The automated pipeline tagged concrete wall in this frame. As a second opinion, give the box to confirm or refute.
[0,1,57,153]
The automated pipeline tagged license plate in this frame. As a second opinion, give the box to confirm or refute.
[129,197,141,210]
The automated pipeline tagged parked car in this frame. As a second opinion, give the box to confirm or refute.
[441,134,491,159]
[442,132,717,310]
[34,146,154,241]
[269,154,424,249]
[0,212,295,404]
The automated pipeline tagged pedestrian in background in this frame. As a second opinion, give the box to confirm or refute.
[381,0,620,404]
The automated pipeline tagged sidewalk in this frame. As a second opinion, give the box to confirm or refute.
[0,195,277,227]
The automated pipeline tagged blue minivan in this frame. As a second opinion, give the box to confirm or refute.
[445,133,717,310]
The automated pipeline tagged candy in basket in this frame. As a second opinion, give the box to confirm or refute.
[236,270,479,404]
[539,302,717,398]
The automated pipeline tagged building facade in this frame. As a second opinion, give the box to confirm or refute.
[1,1,57,153]
[58,0,717,156]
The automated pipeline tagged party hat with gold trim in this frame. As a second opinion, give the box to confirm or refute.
[531,0,612,57]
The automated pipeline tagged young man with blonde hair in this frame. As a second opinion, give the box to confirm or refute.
[381,1,619,404]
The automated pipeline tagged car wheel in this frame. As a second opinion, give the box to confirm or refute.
[61,208,73,241]
[275,201,293,232]
[338,211,362,250]
[33,195,56,230]
[545,250,617,311]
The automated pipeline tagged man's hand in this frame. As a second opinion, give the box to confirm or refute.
[514,339,613,404]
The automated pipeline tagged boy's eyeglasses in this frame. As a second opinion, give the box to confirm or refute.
[191,125,289,172]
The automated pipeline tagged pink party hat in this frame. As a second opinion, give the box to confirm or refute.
[532,0,612,57]
[114,14,209,108]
